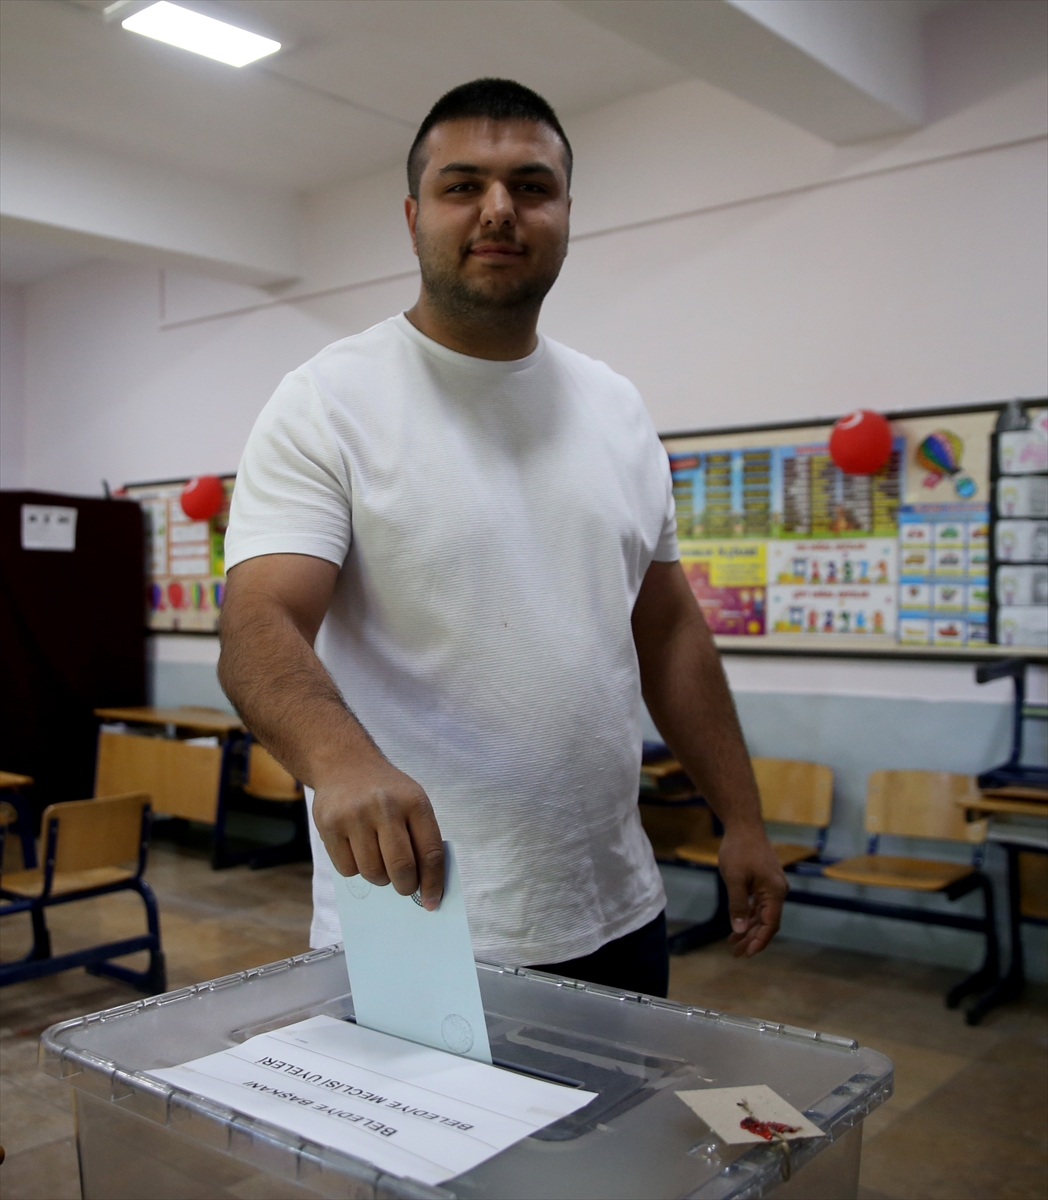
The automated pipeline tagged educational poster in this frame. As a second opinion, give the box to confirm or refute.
[669,429,902,638]
[680,542,765,635]
[670,448,775,539]
[669,438,902,540]
[901,411,995,506]
[767,539,896,588]
[896,505,989,647]
[767,585,896,636]
[774,439,902,538]
[662,403,1018,651]
[123,476,235,632]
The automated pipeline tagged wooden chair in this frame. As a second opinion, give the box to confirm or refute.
[823,771,988,890]
[234,736,310,869]
[0,771,37,870]
[245,741,304,803]
[0,792,166,993]
[817,770,998,1011]
[640,755,834,954]
[1020,851,1048,922]
[676,758,833,869]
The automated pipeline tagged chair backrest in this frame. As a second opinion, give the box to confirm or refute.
[244,743,302,801]
[752,758,833,827]
[41,792,150,873]
[865,771,987,843]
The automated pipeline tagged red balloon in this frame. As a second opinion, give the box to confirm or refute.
[829,410,893,475]
[181,475,225,521]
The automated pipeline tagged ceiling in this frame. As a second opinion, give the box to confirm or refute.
[0,0,684,194]
[0,0,966,286]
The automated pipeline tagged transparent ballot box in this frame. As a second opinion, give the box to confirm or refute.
[41,947,892,1200]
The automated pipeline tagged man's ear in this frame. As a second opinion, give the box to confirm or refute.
[405,196,419,257]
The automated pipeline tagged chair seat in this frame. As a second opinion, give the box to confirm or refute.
[769,842,821,867]
[675,839,817,868]
[0,771,33,789]
[822,855,973,892]
[1,865,134,898]
[675,837,721,866]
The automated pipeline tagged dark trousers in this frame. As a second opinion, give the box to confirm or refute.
[532,911,669,998]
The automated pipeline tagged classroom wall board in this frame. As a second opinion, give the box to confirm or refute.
[661,402,1047,657]
[122,476,235,633]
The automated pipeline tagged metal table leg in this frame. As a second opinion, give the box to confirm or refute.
[965,842,1038,1024]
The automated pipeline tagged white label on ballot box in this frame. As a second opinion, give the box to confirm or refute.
[151,1016,595,1187]
[331,841,492,1065]
[677,1085,825,1145]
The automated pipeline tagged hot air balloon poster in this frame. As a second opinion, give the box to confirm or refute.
[902,412,994,506]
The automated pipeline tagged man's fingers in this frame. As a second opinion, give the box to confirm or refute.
[409,806,445,911]
[377,822,420,896]
[323,835,358,879]
[349,828,389,886]
[723,869,755,936]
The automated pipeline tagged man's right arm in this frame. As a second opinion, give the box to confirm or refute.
[218,554,445,908]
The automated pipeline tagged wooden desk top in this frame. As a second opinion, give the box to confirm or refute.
[95,706,244,735]
[957,795,1048,818]
[0,771,33,789]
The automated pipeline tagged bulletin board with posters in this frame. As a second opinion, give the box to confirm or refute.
[121,475,235,633]
[662,401,1048,659]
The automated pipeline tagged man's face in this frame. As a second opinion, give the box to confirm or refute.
[406,117,570,318]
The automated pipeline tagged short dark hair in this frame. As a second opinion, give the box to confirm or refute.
[407,78,573,198]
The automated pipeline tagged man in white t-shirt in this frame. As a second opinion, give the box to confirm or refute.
[220,79,787,997]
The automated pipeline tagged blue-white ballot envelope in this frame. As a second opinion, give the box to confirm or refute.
[330,842,493,1064]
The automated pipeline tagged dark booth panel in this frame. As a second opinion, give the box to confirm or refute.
[0,491,146,814]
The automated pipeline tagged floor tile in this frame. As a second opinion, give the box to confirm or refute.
[0,1136,81,1200]
[861,1113,1047,1199]
[0,1077,76,1155]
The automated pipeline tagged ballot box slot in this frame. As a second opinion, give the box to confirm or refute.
[484,1018,694,1142]
[490,1057,586,1089]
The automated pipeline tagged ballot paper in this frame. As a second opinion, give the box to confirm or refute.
[677,1085,826,1145]
[151,1015,596,1186]
[330,841,492,1064]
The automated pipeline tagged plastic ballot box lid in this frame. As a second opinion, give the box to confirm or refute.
[42,946,892,1200]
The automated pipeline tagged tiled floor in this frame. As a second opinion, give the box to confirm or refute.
[1,843,1045,1199]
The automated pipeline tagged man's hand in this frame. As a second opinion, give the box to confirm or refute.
[219,554,445,909]
[311,760,446,910]
[718,826,788,957]
[633,560,789,960]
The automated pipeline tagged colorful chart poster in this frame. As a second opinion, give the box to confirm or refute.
[767,585,896,636]
[896,504,989,647]
[680,541,766,635]
[124,477,235,633]
[767,538,896,588]
[670,448,776,539]
[670,439,902,542]
[775,439,902,538]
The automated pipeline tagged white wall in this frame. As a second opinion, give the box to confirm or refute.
[18,84,1048,490]
[0,283,25,489]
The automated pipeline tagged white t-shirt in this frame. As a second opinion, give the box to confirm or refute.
[225,314,680,965]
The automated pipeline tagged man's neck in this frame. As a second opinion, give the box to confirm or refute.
[404,293,540,361]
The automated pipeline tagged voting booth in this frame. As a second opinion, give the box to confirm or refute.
[42,946,891,1200]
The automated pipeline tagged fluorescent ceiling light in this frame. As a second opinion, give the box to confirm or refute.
[122,2,280,67]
